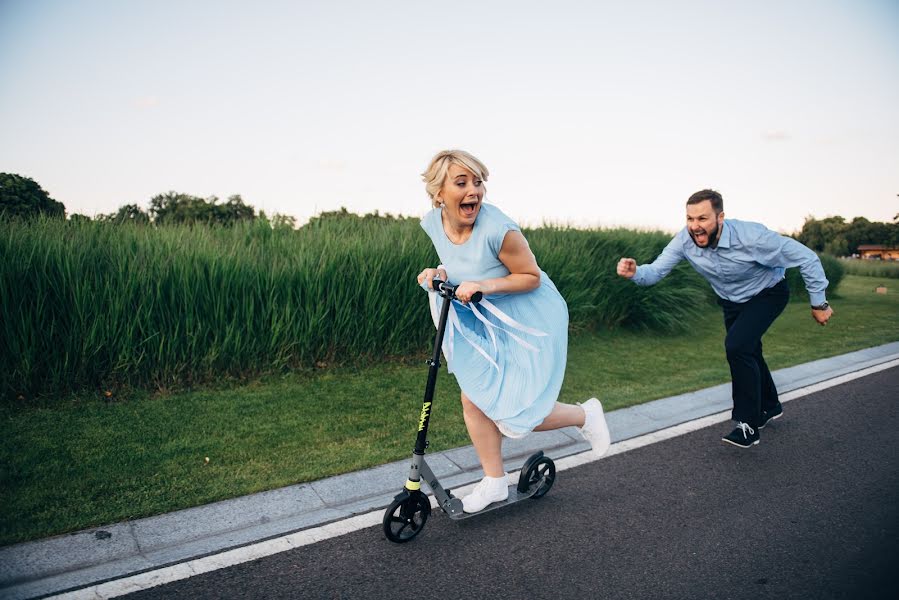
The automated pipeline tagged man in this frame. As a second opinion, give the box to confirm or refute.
[617,189,834,448]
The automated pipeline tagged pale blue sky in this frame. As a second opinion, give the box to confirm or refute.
[1,0,897,232]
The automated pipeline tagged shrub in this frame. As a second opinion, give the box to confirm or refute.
[785,253,845,302]
[0,217,712,399]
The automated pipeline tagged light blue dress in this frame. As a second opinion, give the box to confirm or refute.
[420,203,569,438]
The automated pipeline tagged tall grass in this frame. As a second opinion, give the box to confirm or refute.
[525,226,711,331]
[0,216,841,400]
[837,257,899,279]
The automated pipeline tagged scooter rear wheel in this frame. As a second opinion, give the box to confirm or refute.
[383,492,431,543]
[522,456,556,499]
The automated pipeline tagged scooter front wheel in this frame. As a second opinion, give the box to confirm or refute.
[383,491,431,543]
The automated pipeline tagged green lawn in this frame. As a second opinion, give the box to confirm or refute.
[2,275,897,546]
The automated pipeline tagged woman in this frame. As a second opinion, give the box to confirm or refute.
[417,149,610,513]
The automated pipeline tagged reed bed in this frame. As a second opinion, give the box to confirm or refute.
[837,257,899,279]
[0,215,840,400]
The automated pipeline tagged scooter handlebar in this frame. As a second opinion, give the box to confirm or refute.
[431,278,483,303]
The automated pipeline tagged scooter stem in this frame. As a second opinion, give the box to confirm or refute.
[413,283,454,456]
[405,281,483,493]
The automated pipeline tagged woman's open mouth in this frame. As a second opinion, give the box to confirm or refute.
[459,201,479,218]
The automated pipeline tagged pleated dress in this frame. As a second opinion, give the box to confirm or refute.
[420,203,569,438]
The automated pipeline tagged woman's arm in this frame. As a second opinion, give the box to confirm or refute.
[455,231,541,302]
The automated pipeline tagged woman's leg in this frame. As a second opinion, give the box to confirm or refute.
[461,393,505,477]
[533,402,586,431]
[537,400,610,456]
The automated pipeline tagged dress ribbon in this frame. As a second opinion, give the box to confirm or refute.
[427,291,547,371]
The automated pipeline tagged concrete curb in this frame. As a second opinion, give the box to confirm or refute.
[3,342,898,600]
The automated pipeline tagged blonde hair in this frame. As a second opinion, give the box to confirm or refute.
[421,149,490,208]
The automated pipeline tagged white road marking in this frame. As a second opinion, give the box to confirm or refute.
[50,358,899,599]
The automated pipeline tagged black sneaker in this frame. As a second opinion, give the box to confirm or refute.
[759,404,783,429]
[722,422,759,448]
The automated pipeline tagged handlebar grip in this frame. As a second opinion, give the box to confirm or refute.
[432,278,482,303]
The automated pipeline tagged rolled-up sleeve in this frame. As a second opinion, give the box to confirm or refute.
[632,235,685,286]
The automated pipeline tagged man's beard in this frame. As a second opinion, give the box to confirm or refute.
[690,221,719,248]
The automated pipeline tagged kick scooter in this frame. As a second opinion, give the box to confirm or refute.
[382,279,556,543]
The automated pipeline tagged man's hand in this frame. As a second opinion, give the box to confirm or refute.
[617,257,637,279]
[812,305,834,326]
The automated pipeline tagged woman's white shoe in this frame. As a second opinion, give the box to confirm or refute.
[578,398,611,456]
[462,475,509,513]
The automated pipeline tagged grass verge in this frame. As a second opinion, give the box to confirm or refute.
[2,275,897,546]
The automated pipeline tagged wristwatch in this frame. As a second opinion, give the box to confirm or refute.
[811,301,830,311]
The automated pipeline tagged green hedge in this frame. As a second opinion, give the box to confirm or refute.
[785,253,845,302]
[1,216,842,400]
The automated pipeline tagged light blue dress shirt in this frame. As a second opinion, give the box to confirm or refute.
[632,219,829,305]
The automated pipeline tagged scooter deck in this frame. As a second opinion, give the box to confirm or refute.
[444,483,542,520]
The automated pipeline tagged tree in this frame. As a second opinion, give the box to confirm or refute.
[97,204,150,225]
[890,221,899,247]
[148,191,255,225]
[212,195,255,225]
[149,191,207,225]
[0,173,66,219]
[797,214,899,255]
[795,215,845,252]
[843,217,873,254]
[823,237,849,257]
[270,213,297,229]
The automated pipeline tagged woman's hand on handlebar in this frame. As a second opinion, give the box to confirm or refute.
[454,281,485,303]
[417,267,447,290]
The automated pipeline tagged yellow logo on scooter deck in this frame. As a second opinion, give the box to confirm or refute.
[418,402,432,431]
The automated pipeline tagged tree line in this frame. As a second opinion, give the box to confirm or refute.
[795,215,899,256]
[0,173,296,228]
[3,172,897,251]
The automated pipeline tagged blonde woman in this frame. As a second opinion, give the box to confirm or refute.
[417,149,610,513]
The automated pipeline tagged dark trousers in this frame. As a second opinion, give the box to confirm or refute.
[717,279,790,428]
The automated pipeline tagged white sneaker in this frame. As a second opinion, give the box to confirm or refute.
[578,398,611,457]
[462,475,509,513]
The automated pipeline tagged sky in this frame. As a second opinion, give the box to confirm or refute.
[1,0,897,233]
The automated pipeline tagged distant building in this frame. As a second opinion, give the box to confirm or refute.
[857,244,899,260]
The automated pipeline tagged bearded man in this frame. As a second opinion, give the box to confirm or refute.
[617,189,833,448]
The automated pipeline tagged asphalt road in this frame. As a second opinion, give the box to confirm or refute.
[128,366,898,600]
